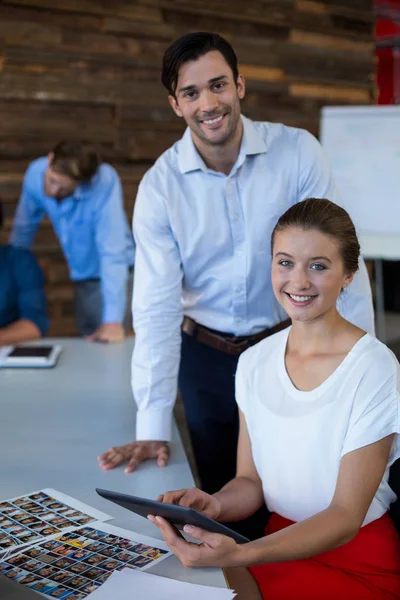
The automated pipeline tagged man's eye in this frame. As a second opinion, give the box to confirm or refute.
[212,82,225,91]
[311,263,326,270]
[184,91,197,99]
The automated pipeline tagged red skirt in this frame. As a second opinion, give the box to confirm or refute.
[249,513,400,599]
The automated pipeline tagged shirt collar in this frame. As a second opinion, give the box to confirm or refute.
[177,114,268,174]
[240,114,268,156]
[71,170,99,201]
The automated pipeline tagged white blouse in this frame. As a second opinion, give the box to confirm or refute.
[236,328,400,525]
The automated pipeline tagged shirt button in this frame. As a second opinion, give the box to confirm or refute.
[235,317,242,322]
[232,213,239,220]
[236,286,242,293]
[236,249,243,257]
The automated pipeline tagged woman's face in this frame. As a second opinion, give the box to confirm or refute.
[271,227,354,323]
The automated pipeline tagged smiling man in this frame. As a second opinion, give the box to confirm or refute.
[98,32,374,534]
[9,141,135,342]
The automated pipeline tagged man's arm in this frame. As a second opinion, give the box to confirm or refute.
[9,172,45,248]
[297,130,375,334]
[132,177,183,442]
[0,320,41,346]
[98,173,183,472]
[88,169,131,343]
[0,249,49,345]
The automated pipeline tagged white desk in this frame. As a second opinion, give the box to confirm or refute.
[0,338,226,598]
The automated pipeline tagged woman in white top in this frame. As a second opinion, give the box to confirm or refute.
[149,198,400,599]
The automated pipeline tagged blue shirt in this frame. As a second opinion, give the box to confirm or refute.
[9,158,135,323]
[132,115,375,442]
[0,245,48,336]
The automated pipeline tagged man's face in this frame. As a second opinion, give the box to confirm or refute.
[44,162,78,201]
[169,50,245,148]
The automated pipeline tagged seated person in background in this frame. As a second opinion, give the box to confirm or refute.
[9,140,135,342]
[0,201,48,344]
[149,198,400,600]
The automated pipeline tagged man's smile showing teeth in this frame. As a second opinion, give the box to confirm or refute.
[202,115,223,125]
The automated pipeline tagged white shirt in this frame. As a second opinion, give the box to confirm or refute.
[132,115,375,442]
[236,328,400,525]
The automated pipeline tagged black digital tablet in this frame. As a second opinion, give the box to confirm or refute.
[95,488,250,544]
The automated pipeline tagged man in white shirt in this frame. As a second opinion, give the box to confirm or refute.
[98,32,374,502]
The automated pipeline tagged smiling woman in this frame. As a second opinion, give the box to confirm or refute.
[271,197,359,326]
[151,199,400,600]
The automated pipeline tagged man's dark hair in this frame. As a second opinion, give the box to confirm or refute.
[162,32,239,97]
[50,140,100,182]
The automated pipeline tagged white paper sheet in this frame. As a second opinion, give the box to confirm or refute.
[89,567,237,599]
[0,488,112,555]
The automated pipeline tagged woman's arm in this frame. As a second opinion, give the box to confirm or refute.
[150,434,394,569]
[241,433,394,566]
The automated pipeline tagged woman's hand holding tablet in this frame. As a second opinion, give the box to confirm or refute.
[147,513,244,569]
[147,487,246,569]
[156,488,222,520]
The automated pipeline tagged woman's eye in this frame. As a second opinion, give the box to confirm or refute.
[311,263,326,271]
[279,260,293,267]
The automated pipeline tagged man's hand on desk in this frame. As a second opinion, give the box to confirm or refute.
[86,322,125,343]
[98,440,170,473]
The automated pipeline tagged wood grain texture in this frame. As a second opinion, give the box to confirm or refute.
[0,0,375,335]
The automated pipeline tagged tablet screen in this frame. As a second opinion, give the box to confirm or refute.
[8,346,53,359]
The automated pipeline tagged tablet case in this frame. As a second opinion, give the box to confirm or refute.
[96,488,250,544]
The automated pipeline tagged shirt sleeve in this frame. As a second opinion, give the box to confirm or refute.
[10,249,49,336]
[297,129,375,334]
[297,129,341,205]
[9,168,45,249]
[235,346,257,417]
[132,174,183,442]
[341,349,400,462]
[94,170,129,324]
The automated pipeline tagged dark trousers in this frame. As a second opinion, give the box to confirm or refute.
[74,279,103,337]
[178,331,268,539]
[73,270,134,337]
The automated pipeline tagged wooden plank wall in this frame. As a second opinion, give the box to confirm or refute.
[0,0,375,335]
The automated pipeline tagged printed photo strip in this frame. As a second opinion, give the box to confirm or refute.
[0,489,110,555]
[0,524,170,598]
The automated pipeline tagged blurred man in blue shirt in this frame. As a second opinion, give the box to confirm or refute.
[10,141,135,342]
[0,201,48,344]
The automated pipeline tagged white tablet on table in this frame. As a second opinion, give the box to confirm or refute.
[0,344,62,368]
